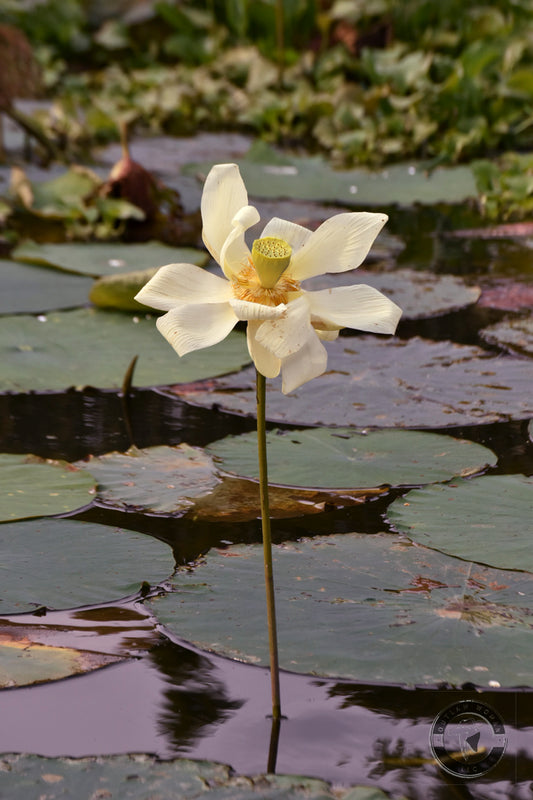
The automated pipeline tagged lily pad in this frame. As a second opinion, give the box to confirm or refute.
[387,475,533,572]
[0,308,249,392]
[0,636,122,689]
[80,445,385,519]
[187,145,478,207]
[0,259,93,315]
[207,429,496,489]
[171,336,533,428]
[149,533,533,686]
[478,280,533,311]
[89,267,159,311]
[186,477,385,522]
[306,268,481,320]
[0,753,390,799]
[0,517,174,614]
[480,316,533,357]
[12,240,207,278]
[0,454,96,522]
[81,445,221,514]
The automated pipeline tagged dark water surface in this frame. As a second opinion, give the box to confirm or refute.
[1,387,533,798]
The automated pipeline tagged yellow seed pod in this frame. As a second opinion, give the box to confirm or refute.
[251,237,292,288]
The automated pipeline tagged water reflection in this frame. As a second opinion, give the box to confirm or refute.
[150,639,244,753]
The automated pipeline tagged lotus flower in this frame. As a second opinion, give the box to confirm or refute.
[135,163,402,393]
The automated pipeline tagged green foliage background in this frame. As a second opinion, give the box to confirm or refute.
[3,0,533,215]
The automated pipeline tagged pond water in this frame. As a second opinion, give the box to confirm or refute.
[1,150,533,798]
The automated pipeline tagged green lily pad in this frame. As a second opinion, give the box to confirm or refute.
[306,268,481,320]
[149,532,533,687]
[0,517,173,614]
[0,259,93,315]
[171,336,533,428]
[207,429,496,489]
[89,267,159,311]
[0,454,96,522]
[0,637,122,689]
[480,316,533,357]
[387,475,533,572]
[81,445,221,514]
[12,241,207,277]
[187,145,477,207]
[0,308,249,392]
[11,166,100,219]
[0,753,391,799]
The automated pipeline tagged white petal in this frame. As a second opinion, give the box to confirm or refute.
[306,285,402,334]
[254,295,311,358]
[247,321,281,378]
[135,263,232,311]
[280,331,328,394]
[156,302,237,356]
[201,164,249,264]
[229,298,287,321]
[260,217,312,255]
[219,205,260,279]
[289,212,388,281]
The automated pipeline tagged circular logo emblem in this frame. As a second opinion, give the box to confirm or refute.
[430,700,507,778]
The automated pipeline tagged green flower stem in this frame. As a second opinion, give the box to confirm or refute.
[256,370,281,722]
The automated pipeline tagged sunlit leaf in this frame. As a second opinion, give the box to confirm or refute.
[0,636,122,689]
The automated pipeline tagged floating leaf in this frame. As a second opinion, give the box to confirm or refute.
[387,475,533,572]
[0,636,122,689]
[79,445,385,520]
[0,454,96,522]
[480,316,533,357]
[81,445,221,514]
[171,337,533,428]
[0,259,92,315]
[12,240,207,277]
[306,268,481,320]
[0,753,386,799]
[0,308,249,392]
[208,429,496,489]
[149,533,533,687]
[478,281,533,311]
[186,477,385,522]
[0,518,173,614]
[186,146,478,206]
[89,267,159,310]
